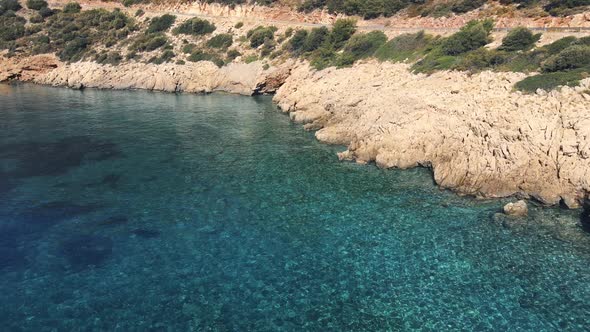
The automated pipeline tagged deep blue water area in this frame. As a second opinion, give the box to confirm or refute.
[1,83,589,331]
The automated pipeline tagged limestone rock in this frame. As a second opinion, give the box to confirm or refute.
[274,61,590,206]
[503,200,529,217]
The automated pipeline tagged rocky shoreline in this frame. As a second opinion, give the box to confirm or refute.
[2,55,590,208]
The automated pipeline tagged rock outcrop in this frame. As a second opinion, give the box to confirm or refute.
[274,61,590,207]
[24,59,290,96]
[503,200,529,217]
[0,54,60,82]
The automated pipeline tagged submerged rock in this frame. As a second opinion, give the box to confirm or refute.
[581,200,590,232]
[59,235,113,269]
[131,229,160,238]
[503,200,529,217]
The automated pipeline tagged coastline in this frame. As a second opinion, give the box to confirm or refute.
[2,54,590,208]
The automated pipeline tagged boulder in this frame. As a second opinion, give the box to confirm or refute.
[503,200,529,217]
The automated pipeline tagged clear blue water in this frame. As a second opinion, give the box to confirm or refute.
[1,84,589,331]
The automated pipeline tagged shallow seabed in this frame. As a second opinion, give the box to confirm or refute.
[0,84,589,331]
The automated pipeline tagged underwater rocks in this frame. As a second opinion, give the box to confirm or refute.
[59,234,113,269]
[274,61,590,208]
[0,136,121,179]
[581,200,590,232]
[504,200,529,217]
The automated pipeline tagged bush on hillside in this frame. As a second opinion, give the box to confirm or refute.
[375,30,433,62]
[247,26,276,48]
[26,0,47,10]
[453,48,508,71]
[499,27,541,51]
[0,14,25,42]
[173,18,216,36]
[302,26,329,52]
[451,0,485,13]
[515,70,586,92]
[543,36,577,54]
[147,14,175,33]
[0,0,21,15]
[342,30,387,59]
[63,2,81,14]
[130,33,167,52]
[206,33,233,49]
[188,50,224,67]
[441,19,494,55]
[288,29,308,54]
[38,6,53,17]
[329,18,356,49]
[542,45,590,72]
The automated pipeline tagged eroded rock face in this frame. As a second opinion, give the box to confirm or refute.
[0,54,60,82]
[274,61,590,207]
[29,59,289,96]
[504,200,529,217]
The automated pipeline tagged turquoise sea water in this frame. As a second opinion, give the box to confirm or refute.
[0,84,589,331]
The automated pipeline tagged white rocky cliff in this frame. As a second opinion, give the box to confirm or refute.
[274,61,590,208]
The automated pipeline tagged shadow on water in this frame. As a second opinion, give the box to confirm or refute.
[12,201,103,239]
[0,136,122,179]
[581,201,590,233]
[87,173,121,189]
[131,228,160,239]
[0,225,28,271]
[58,234,113,270]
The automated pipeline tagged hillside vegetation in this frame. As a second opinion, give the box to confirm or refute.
[1,1,589,93]
[118,0,590,17]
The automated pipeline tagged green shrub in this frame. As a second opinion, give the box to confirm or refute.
[329,18,356,49]
[63,2,81,14]
[226,49,241,61]
[176,59,185,65]
[341,30,387,60]
[182,43,196,54]
[303,26,329,52]
[206,33,233,49]
[441,19,494,55]
[499,27,541,51]
[288,29,308,54]
[515,70,586,92]
[454,48,508,72]
[188,50,224,67]
[148,49,174,64]
[412,54,459,73]
[0,0,21,14]
[543,36,577,54]
[542,45,590,72]
[135,9,144,17]
[131,33,167,52]
[310,45,336,70]
[247,26,276,48]
[499,49,546,72]
[29,13,44,23]
[284,27,293,38]
[59,37,88,61]
[173,18,216,36]
[38,6,53,17]
[544,0,590,16]
[451,0,485,13]
[234,21,243,29]
[375,31,433,62]
[26,0,47,10]
[0,15,25,41]
[244,54,258,63]
[95,51,122,65]
[147,14,175,33]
